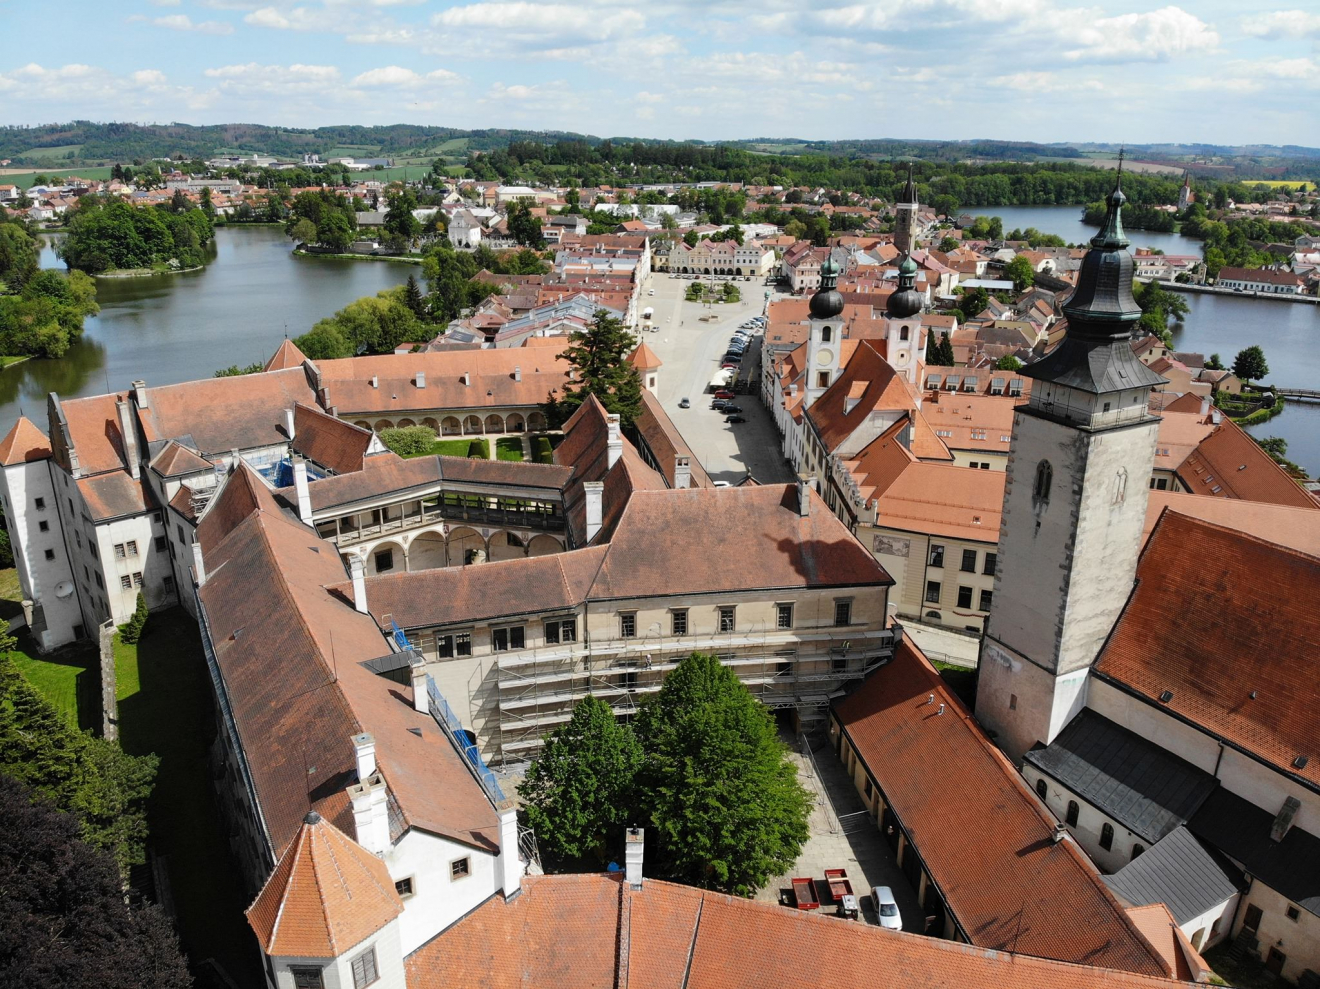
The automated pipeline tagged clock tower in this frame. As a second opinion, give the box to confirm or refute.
[805,255,844,409]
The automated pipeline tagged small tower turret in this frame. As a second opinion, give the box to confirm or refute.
[885,254,924,385]
[893,164,919,255]
[805,256,845,409]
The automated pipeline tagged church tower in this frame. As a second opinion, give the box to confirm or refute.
[974,168,1167,764]
[893,165,919,256]
[885,253,924,386]
[1178,171,1193,213]
[804,255,845,409]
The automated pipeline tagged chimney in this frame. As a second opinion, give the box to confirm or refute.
[461,371,470,386]
[625,826,644,889]
[350,556,369,614]
[1210,409,1222,425]
[797,473,815,517]
[347,772,390,856]
[291,455,313,525]
[514,365,522,383]
[584,481,604,542]
[131,379,150,410]
[674,455,691,490]
[606,414,622,469]
[409,654,429,714]
[370,375,379,389]
[191,540,206,587]
[1199,396,1211,417]
[497,799,522,898]
[1052,823,1068,843]
[115,399,140,480]
[353,731,377,779]
[283,407,296,442]
[414,371,425,388]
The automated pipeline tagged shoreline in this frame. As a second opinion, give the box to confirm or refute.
[292,248,424,265]
[95,264,206,279]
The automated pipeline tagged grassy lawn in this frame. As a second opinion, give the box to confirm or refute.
[398,437,490,459]
[0,356,30,369]
[496,437,526,462]
[0,165,114,187]
[115,608,264,988]
[933,660,978,709]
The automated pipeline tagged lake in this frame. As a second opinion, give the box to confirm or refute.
[971,205,1320,475]
[4,225,415,437]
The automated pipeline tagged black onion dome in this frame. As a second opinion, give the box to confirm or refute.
[1062,179,1140,339]
[887,253,922,318]
[810,255,844,320]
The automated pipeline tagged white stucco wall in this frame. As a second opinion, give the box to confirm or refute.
[268,918,406,989]
[385,829,501,956]
[0,460,81,648]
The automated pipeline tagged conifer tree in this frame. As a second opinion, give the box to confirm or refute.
[546,309,644,429]
[403,273,427,320]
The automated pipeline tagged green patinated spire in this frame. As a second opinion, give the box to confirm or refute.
[1091,150,1129,251]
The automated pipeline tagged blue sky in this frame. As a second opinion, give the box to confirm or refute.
[3,0,1318,146]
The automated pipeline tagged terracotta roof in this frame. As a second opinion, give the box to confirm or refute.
[807,341,918,453]
[919,392,1018,454]
[136,368,316,457]
[406,873,1191,989]
[835,639,1169,976]
[1152,411,1216,473]
[1095,511,1320,790]
[58,392,130,474]
[317,349,570,416]
[264,338,308,372]
[633,390,714,489]
[292,403,373,475]
[1143,492,1320,557]
[1174,420,1317,509]
[0,416,52,465]
[1124,904,1210,983]
[149,440,212,478]
[628,341,662,369]
[246,811,402,958]
[76,471,154,521]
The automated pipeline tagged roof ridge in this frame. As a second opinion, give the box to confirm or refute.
[312,825,343,953]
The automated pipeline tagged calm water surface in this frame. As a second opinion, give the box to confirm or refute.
[971,205,1320,474]
[3,226,413,436]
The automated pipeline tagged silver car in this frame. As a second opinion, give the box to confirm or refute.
[872,887,902,931]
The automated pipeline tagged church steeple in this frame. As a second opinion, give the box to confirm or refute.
[893,164,919,256]
[886,253,922,319]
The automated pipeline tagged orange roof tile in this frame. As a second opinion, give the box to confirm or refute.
[246,811,402,958]
[0,416,52,465]
[807,341,918,453]
[149,440,212,478]
[58,392,130,474]
[628,341,663,370]
[292,403,373,475]
[1142,492,1320,557]
[265,338,308,372]
[1096,511,1320,789]
[1125,904,1210,983]
[1174,419,1317,509]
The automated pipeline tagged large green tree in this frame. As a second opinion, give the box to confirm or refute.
[546,309,644,429]
[293,287,425,359]
[1233,345,1269,384]
[1003,254,1035,293]
[518,696,643,869]
[506,200,544,248]
[634,654,809,896]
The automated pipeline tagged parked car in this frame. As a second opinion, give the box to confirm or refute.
[872,887,902,931]
[678,397,690,409]
[725,415,747,424]
[714,389,736,400]
[721,405,742,414]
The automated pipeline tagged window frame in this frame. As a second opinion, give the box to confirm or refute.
[957,585,973,609]
[983,552,997,576]
[960,548,977,573]
[1066,800,1079,826]
[450,856,471,881]
[718,606,735,633]
[776,603,793,630]
[374,548,394,573]
[350,947,379,989]
[979,589,993,612]
[928,544,945,568]
[671,609,688,635]
[833,599,852,627]
[1099,822,1114,850]
[395,876,416,898]
[290,966,325,989]
[619,612,637,638]
[492,625,525,652]
[925,580,941,604]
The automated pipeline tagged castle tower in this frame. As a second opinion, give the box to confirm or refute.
[974,167,1167,764]
[1178,170,1193,212]
[885,253,924,386]
[893,164,919,256]
[805,256,845,409]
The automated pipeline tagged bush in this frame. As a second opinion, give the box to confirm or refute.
[0,528,12,569]
[467,438,490,459]
[379,425,438,457]
[118,592,148,645]
[533,436,555,464]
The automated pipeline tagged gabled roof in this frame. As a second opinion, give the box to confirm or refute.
[1142,493,1320,559]
[57,392,130,474]
[1104,826,1244,926]
[633,389,713,489]
[627,341,662,370]
[1174,419,1317,509]
[1122,903,1211,983]
[1095,511,1320,790]
[806,341,918,453]
[0,416,52,466]
[291,403,373,475]
[246,811,402,958]
[149,440,212,478]
[136,368,316,457]
[835,640,1169,976]
[265,338,309,372]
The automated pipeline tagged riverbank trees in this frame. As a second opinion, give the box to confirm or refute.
[284,189,358,252]
[58,196,214,274]
[0,268,99,359]
[293,286,426,359]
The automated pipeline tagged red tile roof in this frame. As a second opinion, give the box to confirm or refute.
[835,640,1169,976]
[406,873,1192,989]
[806,341,918,453]
[1174,420,1317,509]
[264,338,308,372]
[137,368,316,457]
[1143,492,1320,558]
[149,440,212,478]
[628,341,662,369]
[1095,510,1320,789]
[58,392,130,474]
[292,403,373,475]
[633,390,713,489]
[76,471,154,521]
[247,811,402,958]
[0,416,52,465]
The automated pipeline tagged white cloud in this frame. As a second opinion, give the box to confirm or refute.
[150,14,234,34]
[203,62,341,98]
[148,0,181,5]
[244,6,320,30]
[1055,6,1219,63]
[1240,10,1320,40]
[351,65,459,86]
[131,69,169,86]
[433,2,645,51]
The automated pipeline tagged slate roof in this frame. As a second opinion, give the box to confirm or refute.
[1024,710,1219,844]
[1104,826,1244,925]
[1188,788,1320,917]
[1021,334,1166,395]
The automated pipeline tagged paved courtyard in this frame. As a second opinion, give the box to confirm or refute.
[642,272,795,485]
[757,726,926,934]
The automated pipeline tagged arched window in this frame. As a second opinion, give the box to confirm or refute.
[1033,460,1053,504]
[900,325,910,341]
[1099,823,1114,850]
[1113,467,1128,505]
[1035,779,1047,800]
[1066,800,1079,826]
[1132,843,1145,860]
[820,325,833,343]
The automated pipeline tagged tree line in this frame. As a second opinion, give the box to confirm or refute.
[59,193,215,274]
[0,214,99,357]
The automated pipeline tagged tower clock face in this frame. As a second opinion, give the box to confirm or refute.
[896,350,909,364]
[816,349,834,366]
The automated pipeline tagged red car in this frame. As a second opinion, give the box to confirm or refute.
[714,389,735,400]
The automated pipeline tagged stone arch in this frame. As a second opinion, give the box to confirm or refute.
[484,413,505,434]
[354,421,371,431]
[505,412,526,433]
[421,417,440,433]
[442,416,462,436]
[397,418,416,428]
[463,415,483,434]
[488,530,526,562]
[409,530,447,571]
[367,540,406,575]
[527,411,548,432]
[374,419,394,433]
[447,526,486,566]
[527,534,563,558]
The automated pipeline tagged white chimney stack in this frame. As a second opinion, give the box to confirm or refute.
[132,379,150,410]
[347,772,390,856]
[350,556,369,614]
[1199,396,1210,418]
[191,540,206,587]
[1211,409,1222,425]
[606,414,622,469]
[497,799,523,899]
[514,366,522,382]
[409,655,429,714]
[797,473,815,517]
[115,399,140,481]
[353,732,376,779]
[370,375,379,389]
[583,481,604,542]
[415,371,425,388]
[625,827,644,889]
[461,371,471,386]
[292,455,313,525]
[284,407,296,442]
[674,455,691,490]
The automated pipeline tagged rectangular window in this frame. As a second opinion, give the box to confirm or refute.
[155,536,167,552]
[351,947,379,989]
[290,967,324,989]
[114,543,126,559]
[34,497,45,510]
[620,613,637,638]
[132,572,143,587]
[456,632,471,657]
[1287,905,1301,922]
[544,621,560,644]
[928,544,945,568]
[960,549,977,572]
[94,572,103,589]
[979,589,993,611]
[152,511,162,524]
[718,606,735,633]
[776,604,793,630]
[957,586,973,609]
[89,541,97,559]
[38,520,49,532]
[44,548,55,561]
[120,575,132,589]
[395,877,415,898]
[925,581,941,604]
[671,610,688,635]
[374,549,394,573]
[126,540,138,556]
[983,552,997,576]
[450,857,471,880]
[492,626,525,651]
[177,525,185,543]
[834,600,851,626]
[816,371,830,388]
[163,576,174,592]
[437,633,455,658]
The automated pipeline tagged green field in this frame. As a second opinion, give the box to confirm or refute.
[325,144,382,157]
[1,165,114,188]
[20,144,84,160]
